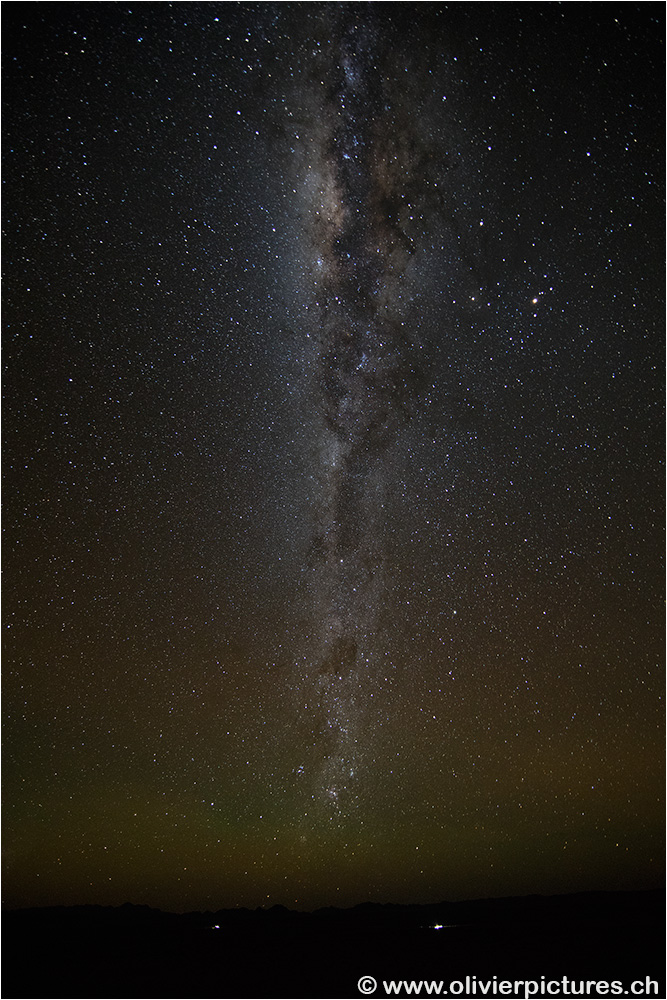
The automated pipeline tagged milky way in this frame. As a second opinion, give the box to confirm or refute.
[288,12,436,814]
[3,4,663,913]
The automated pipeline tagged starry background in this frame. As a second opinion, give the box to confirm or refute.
[3,3,664,913]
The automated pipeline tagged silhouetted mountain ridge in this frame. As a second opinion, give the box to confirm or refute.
[3,889,664,999]
[5,887,663,925]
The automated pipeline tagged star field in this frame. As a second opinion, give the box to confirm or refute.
[3,4,664,912]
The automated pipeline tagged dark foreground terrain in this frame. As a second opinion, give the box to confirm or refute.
[3,889,664,998]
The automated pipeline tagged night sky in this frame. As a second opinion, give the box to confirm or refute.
[3,3,664,914]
